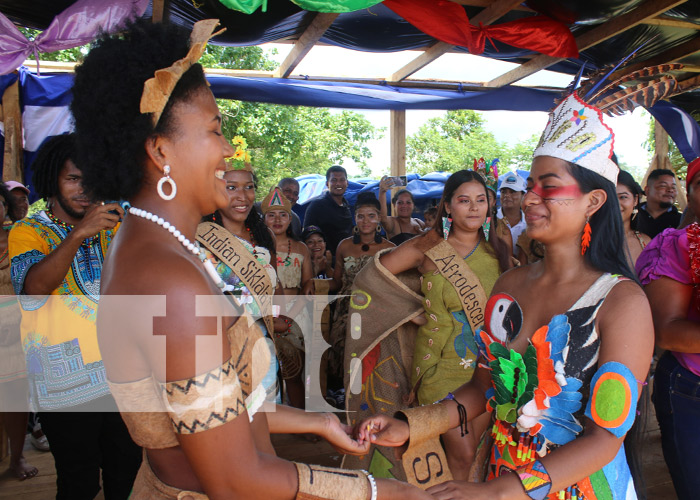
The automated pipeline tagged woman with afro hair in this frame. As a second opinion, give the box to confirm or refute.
[71,19,429,500]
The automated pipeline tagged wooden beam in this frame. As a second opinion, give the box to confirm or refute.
[390,42,454,83]
[2,81,23,183]
[390,110,406,177]
[486,0,688,88]
[448,0,532,11]
[152,0,164,23]
[609,34,700,81]
[642,16,700,30]
[20,59,572,92]
[273,13,338,78]
[390,0,523,82]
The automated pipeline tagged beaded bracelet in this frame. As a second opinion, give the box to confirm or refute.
[514,459,552,500]
[440,392,468,437]
[362,471,378,500]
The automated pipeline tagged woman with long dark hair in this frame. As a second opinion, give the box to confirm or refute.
[357,85,655,499]
[617,170,650,268]
[349,170,512,481]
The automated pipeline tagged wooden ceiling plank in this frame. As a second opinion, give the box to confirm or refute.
[608,34,700,80]
[642,16,700,30]
[485,0,688,88]
[390,0,523,82]
[273,13,339,79]
[152,0,164,23]
[390,42,454,82]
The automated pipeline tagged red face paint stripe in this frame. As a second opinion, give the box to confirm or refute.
[530,184,582,200]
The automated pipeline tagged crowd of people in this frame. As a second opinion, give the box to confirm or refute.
[0,17,698,500]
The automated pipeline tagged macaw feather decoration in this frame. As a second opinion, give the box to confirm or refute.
[579,63,682,113]
[597,76,679,116]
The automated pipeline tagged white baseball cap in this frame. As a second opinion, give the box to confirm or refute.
[499,172,527,193]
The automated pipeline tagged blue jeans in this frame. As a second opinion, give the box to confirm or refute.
[652,351,700,500]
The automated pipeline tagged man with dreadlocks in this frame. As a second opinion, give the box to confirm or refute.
[8,133,141,499]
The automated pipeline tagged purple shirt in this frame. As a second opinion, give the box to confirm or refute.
[636,225,700,376]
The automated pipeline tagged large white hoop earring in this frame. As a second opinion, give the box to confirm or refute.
[157,165,177,201]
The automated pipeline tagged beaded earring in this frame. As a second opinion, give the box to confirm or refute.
[442,215,452,241]
[374,223,382,243]
[581,216,592,255]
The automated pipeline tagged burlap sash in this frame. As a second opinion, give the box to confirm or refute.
[196,222,275,334]
[424,240,487,336]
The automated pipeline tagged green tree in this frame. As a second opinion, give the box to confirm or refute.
[406,110,511,175]
[18,28,86,62]
[507,133,539,171]
[16,27,380,196]
[644,114,698,180]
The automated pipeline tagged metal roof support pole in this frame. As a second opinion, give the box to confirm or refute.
[390,110,406,178]
[2,79,24,183]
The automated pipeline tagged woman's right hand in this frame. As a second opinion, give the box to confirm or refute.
[355,414,409,448]
[379,176,393,194]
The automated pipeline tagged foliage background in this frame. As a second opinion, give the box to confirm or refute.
[19,28,382,197]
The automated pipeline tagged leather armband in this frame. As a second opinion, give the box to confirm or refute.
[163,358,244,434]
[395,403,453,488]
[585,361,638,438]
[294,463,370,500]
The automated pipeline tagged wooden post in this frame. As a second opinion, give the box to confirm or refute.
[390,110,406,177]
[2,80,23,183]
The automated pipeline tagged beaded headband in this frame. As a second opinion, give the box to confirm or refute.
[140,19,225,126]
[261,186,292,214]
[534,63,682,185]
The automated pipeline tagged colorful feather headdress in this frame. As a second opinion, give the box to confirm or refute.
[140,19,225,126]
[473,157,499,192]
[534,61,682,185]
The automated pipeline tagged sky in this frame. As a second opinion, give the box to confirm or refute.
[263,44,653,180]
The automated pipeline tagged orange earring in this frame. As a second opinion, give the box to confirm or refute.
[581,216,592,255]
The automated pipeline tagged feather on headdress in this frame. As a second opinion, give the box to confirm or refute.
[535,61,682,185]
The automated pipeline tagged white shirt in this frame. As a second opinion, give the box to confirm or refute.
[497,207,526,256]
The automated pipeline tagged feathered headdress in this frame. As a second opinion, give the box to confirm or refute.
[474,157,499,192]
[534,61,682,185]
[140,19,225,126]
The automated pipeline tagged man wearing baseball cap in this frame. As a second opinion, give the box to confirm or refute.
[497,171,527,256]
[5,181,29,222]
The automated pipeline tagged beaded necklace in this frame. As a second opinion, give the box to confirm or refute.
[46,209,99,247]
[129,207,233,292]
[46,208,101,281]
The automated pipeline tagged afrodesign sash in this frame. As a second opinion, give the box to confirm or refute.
[196,222,275,334]
[424,240,487,341]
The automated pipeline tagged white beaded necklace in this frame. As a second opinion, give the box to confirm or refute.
[129,207,233,292]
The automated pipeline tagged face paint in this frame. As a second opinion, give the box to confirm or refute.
[529,183,582,202]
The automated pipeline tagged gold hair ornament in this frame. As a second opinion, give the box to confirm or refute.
[140,19,225,126]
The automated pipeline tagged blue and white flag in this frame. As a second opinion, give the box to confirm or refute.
[648,100,700,163]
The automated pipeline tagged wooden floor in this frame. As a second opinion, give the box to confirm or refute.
[0,407,677,499]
